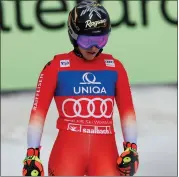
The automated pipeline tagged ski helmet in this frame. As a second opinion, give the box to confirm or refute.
[67,0,111,47]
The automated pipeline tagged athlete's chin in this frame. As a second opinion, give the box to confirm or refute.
[84,54,97,60]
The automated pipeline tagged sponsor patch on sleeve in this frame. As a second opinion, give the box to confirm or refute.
[104,59,115,67]
[60,60,70,67]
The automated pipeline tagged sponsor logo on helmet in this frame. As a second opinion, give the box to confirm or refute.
[77,1,107,20]
[85,19,107,28]
[68,13,78,39]
[72,8,80,31]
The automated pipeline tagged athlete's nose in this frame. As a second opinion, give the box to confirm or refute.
[90,46,98,51]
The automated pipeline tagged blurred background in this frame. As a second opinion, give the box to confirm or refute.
[1,0,177,176]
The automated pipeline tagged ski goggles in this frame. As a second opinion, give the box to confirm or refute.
[77,34,109,49]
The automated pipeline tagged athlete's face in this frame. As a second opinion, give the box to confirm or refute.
[78,46,100,60]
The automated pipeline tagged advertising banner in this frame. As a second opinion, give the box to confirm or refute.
[1,0,177,90]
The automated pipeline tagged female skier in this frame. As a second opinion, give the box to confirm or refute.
[22,0,139,176]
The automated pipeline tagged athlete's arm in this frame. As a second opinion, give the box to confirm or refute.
[27,57,58,148]
[115,60,137,144]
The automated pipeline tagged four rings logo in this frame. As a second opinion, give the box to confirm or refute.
[62,98,114,118]
[74,72,107,95]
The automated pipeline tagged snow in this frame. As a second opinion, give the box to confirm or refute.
[1,86,177,176]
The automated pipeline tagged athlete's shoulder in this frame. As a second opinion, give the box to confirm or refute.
[100,52,113,59]
[54,52,70,60]
[42,52,69,71]
[48,51,72,65]
[53,51,75,69]
[101,52,124,68]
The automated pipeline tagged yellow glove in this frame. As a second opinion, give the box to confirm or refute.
[22,148,44,176]
[117,142,139,176]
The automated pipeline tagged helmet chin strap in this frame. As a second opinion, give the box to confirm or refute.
[96,48,103,56]
[73,47,103,60]
[73,47,83,58]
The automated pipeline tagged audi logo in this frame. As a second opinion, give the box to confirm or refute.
[62,98,114,118]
